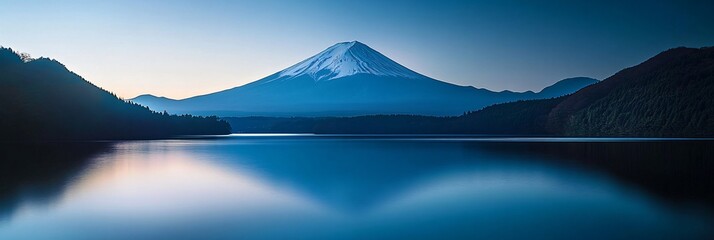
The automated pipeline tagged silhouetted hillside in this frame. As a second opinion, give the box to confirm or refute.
[462,46,714,136]
[0,47,231,141]
[447,46,713,137]
[549,47,714,136]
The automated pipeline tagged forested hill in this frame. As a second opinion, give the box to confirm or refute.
[226,46,714,137]
[0,47,231,141]
[548,46,714,136]
[455,46,713,137]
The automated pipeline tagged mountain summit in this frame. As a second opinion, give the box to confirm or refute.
[272,41,425,82]
[131,41,596,117]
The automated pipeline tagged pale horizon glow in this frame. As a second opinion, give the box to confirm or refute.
[1,0,713,99]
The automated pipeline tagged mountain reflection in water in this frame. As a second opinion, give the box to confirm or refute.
[0,136,712,239]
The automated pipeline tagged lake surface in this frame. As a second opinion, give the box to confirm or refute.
[1,135,713,239]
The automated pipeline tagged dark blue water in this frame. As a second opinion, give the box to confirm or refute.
[1,135,713,239]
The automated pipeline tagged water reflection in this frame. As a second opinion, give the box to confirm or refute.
[472,141,714,204]
[0,143,110,221]
[0,137,713,239]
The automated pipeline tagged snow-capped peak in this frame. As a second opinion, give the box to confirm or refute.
[277,41,426,81]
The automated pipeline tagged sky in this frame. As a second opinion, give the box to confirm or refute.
[1,0,714,99]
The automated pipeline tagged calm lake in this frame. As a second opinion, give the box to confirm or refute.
[1,135,713,239]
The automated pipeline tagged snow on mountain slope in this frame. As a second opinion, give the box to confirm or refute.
[130,41,598,117]
[273,41,425,82]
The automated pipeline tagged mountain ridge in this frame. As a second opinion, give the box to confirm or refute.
[132,77,597,102]
[273,41,427,81]
[131,41,597,117]
[0,47,231,141]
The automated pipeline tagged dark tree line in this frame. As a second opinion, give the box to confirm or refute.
[225,115,456,134]
[558,47,714,137]
[0,47,231,141]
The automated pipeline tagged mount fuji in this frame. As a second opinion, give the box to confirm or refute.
[131,41,597,117]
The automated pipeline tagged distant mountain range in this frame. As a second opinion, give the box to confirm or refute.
[226,46,714,137]
[0,48,230,141]
[131,41,597,117]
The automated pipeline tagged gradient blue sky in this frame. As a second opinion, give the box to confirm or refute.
[2,0,713,99]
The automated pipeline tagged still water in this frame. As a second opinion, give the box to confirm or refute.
[1,135,713,239]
